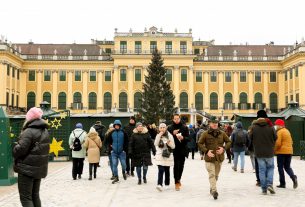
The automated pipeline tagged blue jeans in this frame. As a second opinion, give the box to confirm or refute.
[257,158,274,191]
[136,165,148,180]
[111,151,127,177]
[233,151,245,170]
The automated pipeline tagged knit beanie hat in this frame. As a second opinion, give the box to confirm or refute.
[75,123,83,129]
[136,122,143,127]
[275,119,285,127]
[89,127,96,133]
[26,107,43,122]
[257,110,268,118]
[159,123,167,128]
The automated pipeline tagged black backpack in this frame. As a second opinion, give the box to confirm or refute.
[72,131,84,151]
[235,130,246,147]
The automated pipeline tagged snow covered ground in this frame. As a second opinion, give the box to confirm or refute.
[0,154,304,207]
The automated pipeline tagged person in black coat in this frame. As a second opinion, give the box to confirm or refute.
[92,121,105,142]
[128,122,156,185]
[124,116,136,176]
[167,114,190,191]
[13,107,50,207]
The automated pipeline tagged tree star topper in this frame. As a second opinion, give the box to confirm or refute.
[49,137,64,157]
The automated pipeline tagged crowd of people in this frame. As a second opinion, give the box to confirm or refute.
[12,107,299,206]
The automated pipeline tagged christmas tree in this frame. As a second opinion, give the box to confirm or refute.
[140,49,177,125]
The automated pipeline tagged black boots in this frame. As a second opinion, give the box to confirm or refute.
[123,173,127,180]
[143,178,147,184]
[293,175,298,189]
[138,179,142,185]
[112,176,119,184]
[78,174,82,179]
[89,175,92,181]
[212,191,218,200]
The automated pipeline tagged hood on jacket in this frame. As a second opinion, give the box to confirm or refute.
[24,119,48,130]
[87,131,99,141]
[113,120,122,128]
[254,118,268,127]
[236,122,243,129]
[133,127,148,134]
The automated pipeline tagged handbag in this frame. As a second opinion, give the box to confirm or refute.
[162,148,171,158]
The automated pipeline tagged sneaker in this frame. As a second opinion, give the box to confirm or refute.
[156,185,163,192]
[262,190,267,195]
[175,183,180,191]
[164,185,170,191]
[126,172,130,177]
[293,175,298,189]
[138,179,142,185]
[240,169,244,173]
[143,178,147,184]
[110,175,116,180]
[276,184,286,188]
[212,191,218,200]
[123,173,127,180]
[267,186,276,194]
[232,167,237,172]
[112,176,119,184]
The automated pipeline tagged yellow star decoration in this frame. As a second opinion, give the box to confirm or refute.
[49,137,64,157]
[51,118,62,129]
[60,112,67,120]
[10,127,15,138]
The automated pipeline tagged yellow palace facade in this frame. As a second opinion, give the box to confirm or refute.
[1,27,305,123]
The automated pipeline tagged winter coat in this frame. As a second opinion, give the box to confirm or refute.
[84,131,102,163]
[69,129,87,158]
[13,119,50,179]
[187,128,197,150]
[129,127,156,167]
[231,129,250,152]
[249,118,277,158]
[148,127,158,140]
[124,123,136,139]
[275,128,293,155]
[104,128,115,155]
[198,129,231,163]
[154,131,175,166]
[168,122,190,158]
[93,124,105,141]
[109,120,129,154]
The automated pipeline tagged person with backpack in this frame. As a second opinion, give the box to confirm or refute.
[13,107,50,207]
[84,127,102,180]
[231,122,250,173]
[69,123,87,180]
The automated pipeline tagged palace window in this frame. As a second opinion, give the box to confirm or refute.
[225,72,231,82]
[270,72,276,82]
[135,69,141,81]
[255,71,261,82]
[165,41,172,54]
[166,69,172,81]
[29,70,36,81]
[210,93,218,110]
[150,41,157,53]
[59,70,66,81]
[90,71,96,81]
[88,92,97,109]
[120,69,126,81]
[120,41,127,53]
[75,70,81,81]
[44,70,51,81]
[105,71,111,81]
[210,71,217,82]
[135,41,142,53]
[240,71,247,82]
[195,92,203,110]
[181,69,187,82]
[196,71,202,82]
[180,41,187,54]
[58,92,66,110]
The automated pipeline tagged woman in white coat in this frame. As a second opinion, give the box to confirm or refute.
[154,123,175,191]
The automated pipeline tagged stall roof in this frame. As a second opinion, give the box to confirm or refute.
[276,102,305,119]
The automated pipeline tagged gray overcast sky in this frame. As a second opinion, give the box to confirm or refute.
[1,0,304,45]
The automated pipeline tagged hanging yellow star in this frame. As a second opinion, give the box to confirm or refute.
[60,112,67,120]
[49,137,64,157]
[10,126,15,138]
[51,118,62,129]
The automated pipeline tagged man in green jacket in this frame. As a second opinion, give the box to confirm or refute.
[198,117,231,200]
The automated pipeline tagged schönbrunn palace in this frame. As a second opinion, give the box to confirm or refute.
[1,27,304,124]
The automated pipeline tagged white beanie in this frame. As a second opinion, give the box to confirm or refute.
[159,123,167,128]
[89,127,96,133]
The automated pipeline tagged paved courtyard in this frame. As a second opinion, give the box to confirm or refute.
[0,154,304,207]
